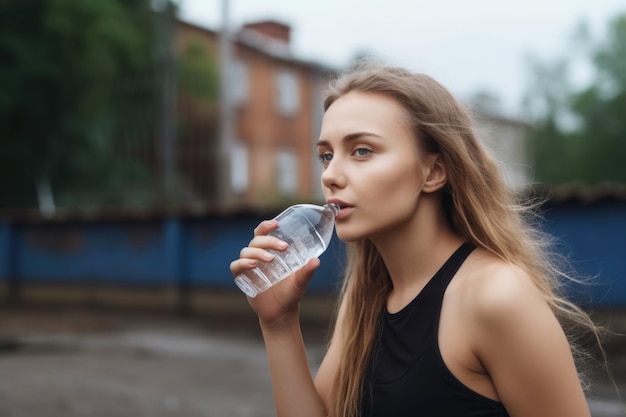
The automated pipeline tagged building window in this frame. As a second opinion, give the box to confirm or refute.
[231,60,248,107]
[277,149,297,195]
[275,70,299,116]
[231,142,248,193]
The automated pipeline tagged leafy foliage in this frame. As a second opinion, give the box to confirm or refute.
[179,40,219,105]
[524,12,626,185]
[0,0,178,209]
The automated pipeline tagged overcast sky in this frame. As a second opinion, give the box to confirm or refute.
[179,0,626,117]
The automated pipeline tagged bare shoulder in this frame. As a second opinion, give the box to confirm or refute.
[450,251,590,416]
[455,248,549,327]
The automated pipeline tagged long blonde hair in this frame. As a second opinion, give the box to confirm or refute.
[324,62,604,417]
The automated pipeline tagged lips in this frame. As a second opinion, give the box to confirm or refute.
[327,199,353,220]
[327,199,351,209]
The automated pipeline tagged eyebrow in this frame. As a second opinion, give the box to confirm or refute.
[316,131,382,147]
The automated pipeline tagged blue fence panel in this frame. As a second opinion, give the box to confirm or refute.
[3,198,623,308]
[16,221,178,285]
[185,217,260,288]
[543,201,626,307]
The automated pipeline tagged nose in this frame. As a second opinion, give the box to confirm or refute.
[321,157,346,190]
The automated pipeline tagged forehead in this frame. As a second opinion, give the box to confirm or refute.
[320,91,413,140]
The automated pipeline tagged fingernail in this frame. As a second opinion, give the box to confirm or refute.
[277,241,288,249]
[263,252,275,261]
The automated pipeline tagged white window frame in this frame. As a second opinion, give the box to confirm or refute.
[275,70,299,116]
[231,60,249,107]
[277,149,298,195]
[230,142,248,194]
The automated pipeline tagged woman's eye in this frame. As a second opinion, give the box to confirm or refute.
[318,153,333,163]
[354,148,371,157]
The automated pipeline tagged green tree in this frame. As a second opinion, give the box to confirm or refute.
[524,12,626,185]
[0,0,178,209]
[179,41,219,104]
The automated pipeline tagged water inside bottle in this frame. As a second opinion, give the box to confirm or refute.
[235,203,338,297]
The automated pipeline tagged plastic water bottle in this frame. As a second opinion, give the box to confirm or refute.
[235,203,340,298]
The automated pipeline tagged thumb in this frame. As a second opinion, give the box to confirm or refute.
[292,258,320,293]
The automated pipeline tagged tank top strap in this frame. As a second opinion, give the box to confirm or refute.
[383,242,476,320]
[428,242,475,301]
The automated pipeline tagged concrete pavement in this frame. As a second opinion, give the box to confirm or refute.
[0,306,624,417]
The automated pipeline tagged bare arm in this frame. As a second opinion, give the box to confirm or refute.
[230,220,336,417]
[260,287,347,417]
[260,306,328,417]
[473,266,590,417]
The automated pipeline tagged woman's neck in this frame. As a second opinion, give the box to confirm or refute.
[370,194,462,310]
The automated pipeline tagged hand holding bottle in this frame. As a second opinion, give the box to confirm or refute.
[230,203,339,328]
[233,203,339,297]
[230,219,321,329]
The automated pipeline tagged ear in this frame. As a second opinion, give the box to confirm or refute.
[422,154,447,193]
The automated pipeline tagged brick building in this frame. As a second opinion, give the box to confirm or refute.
[175,19,334,211]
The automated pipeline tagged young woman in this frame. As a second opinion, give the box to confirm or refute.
[230,62,600,417]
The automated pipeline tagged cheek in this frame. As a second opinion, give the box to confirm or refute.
[356,168,422,227]
[367,158,424,198]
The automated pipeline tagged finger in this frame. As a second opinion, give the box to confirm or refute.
[247,234,288,251]
[253,219,279,237]
[229,258,258,276]
[239,246,276,263]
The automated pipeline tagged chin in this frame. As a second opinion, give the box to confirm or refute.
[335,226,369,243]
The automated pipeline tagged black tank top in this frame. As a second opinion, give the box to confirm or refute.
[361,243,510,417]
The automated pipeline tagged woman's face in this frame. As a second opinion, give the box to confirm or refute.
[317,91,432,242]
